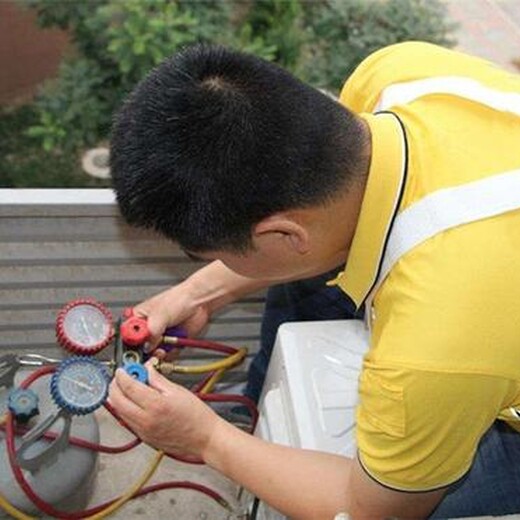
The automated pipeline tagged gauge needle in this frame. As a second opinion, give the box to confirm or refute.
[62,375,94,392]
[80,316,92,340]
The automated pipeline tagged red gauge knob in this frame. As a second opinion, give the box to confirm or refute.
[56,299,114,355]
[120,312,150,348]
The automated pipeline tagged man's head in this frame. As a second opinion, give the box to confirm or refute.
[111,44,368,266]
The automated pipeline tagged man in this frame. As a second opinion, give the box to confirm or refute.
[108,42,520,518]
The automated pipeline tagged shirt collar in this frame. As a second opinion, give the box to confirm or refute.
[329,111,408,308]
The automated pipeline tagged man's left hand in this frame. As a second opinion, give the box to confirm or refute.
[108,363,221,458]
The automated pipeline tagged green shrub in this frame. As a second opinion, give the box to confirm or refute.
[26,58,110,152]
[0,105,106,188]
[302,0,456,89]
[22,0,454,158]
[25,0,213,152]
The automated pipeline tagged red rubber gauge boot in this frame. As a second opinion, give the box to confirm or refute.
[56,299,114,355]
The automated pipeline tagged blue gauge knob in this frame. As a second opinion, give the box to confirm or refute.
[8,388,39,423]
[51,357,110,415]
[123,362,149,385]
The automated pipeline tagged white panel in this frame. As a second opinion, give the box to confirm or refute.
[258,320,369,456]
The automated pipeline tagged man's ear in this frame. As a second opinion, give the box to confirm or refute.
[252,214,310,254]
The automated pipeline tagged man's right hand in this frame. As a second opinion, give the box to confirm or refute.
[129,259,270,355]
[132,282,211,353]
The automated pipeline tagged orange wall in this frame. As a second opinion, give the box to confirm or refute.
[0,2,69,105]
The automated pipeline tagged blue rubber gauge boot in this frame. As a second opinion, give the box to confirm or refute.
[51,357,110,415]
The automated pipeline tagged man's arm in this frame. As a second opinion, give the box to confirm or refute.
[132,259,270,346]
[205,415,446,519]
[109,367,446,520]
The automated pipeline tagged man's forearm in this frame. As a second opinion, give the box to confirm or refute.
[203,418,353,519]
[187,260,271,313]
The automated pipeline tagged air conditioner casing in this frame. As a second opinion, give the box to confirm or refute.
[252,320,369,520]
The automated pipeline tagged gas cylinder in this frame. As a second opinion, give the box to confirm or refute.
[0,370,100,516]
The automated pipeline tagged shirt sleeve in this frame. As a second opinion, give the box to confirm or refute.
[338,41,510,114]
[356,362,513,491]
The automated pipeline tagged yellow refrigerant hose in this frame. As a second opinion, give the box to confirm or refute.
[83,449,164,520]
[156,346,247,375]
[0,415,37,520]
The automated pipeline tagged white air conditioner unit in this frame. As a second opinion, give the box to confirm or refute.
[251,320,369,520]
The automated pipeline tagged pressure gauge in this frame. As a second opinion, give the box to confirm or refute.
[56,299,114,355]
[51,357,110,415]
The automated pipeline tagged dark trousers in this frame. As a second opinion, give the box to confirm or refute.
[244,267,362,404]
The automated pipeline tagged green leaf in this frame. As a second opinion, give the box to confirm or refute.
[132,39,146,55]
[26,126,47,138]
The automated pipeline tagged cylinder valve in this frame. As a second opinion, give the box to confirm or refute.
[8,388,40,423]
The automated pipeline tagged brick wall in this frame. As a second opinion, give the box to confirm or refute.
[0,1,69,105]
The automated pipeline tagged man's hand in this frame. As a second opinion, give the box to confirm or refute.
[127,260,270,354]
[108,363,221,457]
[132,282,211,352]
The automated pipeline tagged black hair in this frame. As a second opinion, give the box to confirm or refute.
[110,44,367,252]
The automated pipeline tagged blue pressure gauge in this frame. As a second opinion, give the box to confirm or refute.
[51,357,110,415]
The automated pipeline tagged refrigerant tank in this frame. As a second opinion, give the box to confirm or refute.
[0,370,99,517]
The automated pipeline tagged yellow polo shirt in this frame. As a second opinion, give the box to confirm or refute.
[332,42,520,491]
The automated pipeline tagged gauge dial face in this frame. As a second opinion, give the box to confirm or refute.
[56,299,114,354]
[63,305,110,347]
[53,358,110,414]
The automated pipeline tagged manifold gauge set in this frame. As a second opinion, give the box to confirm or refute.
[3,298,157,472]
[0,298,255,518]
